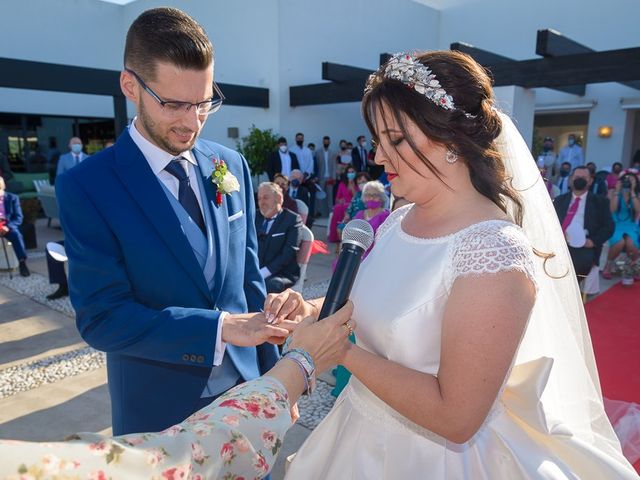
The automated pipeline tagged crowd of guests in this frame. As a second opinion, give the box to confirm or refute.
[538,134,640,286]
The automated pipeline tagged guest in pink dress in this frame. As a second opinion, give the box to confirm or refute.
[353,180,390,259]
[328,165,359,243]
[607,162,624,190]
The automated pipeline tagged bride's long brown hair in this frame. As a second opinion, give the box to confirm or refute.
[362,50,523,226]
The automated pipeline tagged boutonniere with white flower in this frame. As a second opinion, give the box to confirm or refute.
[210,157,240,205]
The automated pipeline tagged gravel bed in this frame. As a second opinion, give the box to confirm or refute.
[0,272,330,402]
[0,346,106,399]
[297,379,337,430]
[0,271,75,317]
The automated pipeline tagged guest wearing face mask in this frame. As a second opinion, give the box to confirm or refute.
[267,137,299,181]
[328,166,359,245]
[556,161,573,195]
[602,170,640,280]
[344,171,371,225]
[288,169,311,211]
[56,137,88,177]
[558,134,585,173]
[273,173,298,214]
[351,135,368,172]
[335,139,352,179]
[554,166,614,279]
[537,136,557,179]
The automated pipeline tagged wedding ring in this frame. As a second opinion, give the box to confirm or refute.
[343,321,354,337]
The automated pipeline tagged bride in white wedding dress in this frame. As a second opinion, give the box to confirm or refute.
[266,51,638,479]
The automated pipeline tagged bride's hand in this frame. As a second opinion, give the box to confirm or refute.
[264,289,318,324]
[287,301,355,374]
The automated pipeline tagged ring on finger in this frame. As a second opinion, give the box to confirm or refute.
[343,321,354,337]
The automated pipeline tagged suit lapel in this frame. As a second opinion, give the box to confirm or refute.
[112,130,211,302]
[193,141,229,302]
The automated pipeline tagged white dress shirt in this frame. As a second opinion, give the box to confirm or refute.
[129,118,227,366]
[323,149,330,179]
[277,150,292,178]
[565,192,588,248]
[289,145,314,176]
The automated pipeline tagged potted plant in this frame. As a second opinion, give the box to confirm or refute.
[236,125,279,191]
[19,197,40,249]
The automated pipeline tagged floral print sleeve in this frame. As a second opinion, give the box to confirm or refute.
[0,377,291,480]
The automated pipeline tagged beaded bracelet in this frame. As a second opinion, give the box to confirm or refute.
[282,349,316,395]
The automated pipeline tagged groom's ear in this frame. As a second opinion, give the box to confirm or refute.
[120,70,139,104]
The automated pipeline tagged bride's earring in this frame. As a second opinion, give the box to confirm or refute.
[445,149,458,164]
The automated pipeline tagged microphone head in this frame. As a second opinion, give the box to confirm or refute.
[342,219,375,251]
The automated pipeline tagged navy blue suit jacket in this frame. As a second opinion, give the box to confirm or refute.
[56,130,279,435]
[2,191,23,230]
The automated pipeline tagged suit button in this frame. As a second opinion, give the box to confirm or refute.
[190,354,197,362]
[197,355,205,363]
[182,354,190,361]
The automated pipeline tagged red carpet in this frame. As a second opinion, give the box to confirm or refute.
[585,281,640,472]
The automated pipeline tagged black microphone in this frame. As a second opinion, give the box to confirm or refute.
[318,219,374,320]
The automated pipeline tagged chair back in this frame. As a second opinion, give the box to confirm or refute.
[37,192,60,226]
[33,179,52,193]
[295,199,309,224]
[291,225,314,292]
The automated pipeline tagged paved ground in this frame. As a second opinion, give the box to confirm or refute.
[0,215,337,479]
[0,214,620,479]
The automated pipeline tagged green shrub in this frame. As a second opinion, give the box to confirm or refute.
[237,125,279,176]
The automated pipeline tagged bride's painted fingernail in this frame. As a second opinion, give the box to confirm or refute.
[266,313,276,323]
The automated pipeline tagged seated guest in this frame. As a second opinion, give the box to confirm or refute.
[0,176,30,276]
[607,162,624,190]
[553,166,614,279]
[602,169,640,279]
[540,165,560,200]
[288,169,311,209]
[587,162,607,196]
[267,137,299,181]
[353,181,390,250]
[273,173,298,214]
[256,182,303,293]
[0,302,355,479]
[556,161,572,195]
[344,171,371,223]
[328,166,359,244]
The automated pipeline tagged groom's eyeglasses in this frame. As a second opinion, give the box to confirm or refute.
[126,68,225,118]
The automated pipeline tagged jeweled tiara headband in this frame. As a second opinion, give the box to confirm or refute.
[365,52,476,119]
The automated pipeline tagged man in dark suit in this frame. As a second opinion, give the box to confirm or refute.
[256,182,302,293]
[554,166,614,278]
[267,137,299,181]
[0,176,30,276]
[56,7,284,436]
[351,135,368,173]
[289,169,312,214]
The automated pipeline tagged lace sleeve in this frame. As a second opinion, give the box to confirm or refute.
[375,203,412,241]
[446,221,537,291]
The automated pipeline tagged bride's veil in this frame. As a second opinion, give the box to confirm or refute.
[496,112,626,455]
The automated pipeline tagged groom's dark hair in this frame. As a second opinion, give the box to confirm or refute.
[124,7,213,81]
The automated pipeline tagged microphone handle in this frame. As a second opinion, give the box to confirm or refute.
[318,243,364,320]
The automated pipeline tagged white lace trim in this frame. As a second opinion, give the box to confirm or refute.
[375,203,412,241]
[446,221,538,291]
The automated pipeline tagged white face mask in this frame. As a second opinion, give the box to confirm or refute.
[360,141,366,148]
[279,145,287,153]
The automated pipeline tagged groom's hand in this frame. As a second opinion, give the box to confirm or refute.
[221,312,294,346]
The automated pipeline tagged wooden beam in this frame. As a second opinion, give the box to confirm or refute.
[290,81,364,106]
[322,62,371,83]
[488,47,640,88]
[450,42,585,95]
[536,29,640,91]
[0,57,269,108]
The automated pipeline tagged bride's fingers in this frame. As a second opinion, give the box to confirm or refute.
[273,294,302,323]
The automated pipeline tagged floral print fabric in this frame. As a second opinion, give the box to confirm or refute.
[0,377,290,480]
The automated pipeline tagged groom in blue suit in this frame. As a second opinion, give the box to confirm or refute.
[56,7,288,435]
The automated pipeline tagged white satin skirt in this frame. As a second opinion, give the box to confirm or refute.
[285,361,638,479]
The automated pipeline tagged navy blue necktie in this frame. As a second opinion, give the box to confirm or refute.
[164,158,206,234]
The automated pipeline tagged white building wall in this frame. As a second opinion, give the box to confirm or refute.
[0,0,638,162]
